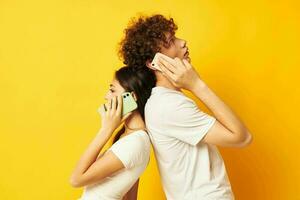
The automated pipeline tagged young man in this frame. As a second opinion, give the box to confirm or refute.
[119,14,252,200]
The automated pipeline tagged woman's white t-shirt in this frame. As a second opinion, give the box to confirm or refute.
[145,86,234,200]
[78,130,150,200]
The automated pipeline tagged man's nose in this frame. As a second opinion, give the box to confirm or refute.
[181,39,187,48]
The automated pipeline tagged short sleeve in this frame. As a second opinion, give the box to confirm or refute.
[162,95,216,146]
[109,133,150,169]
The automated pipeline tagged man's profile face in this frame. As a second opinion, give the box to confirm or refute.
[159,32,191,62]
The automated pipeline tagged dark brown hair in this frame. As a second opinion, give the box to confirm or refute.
[118,14,178,69]
[113,66,156,143]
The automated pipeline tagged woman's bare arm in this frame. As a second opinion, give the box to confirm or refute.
[69,128,124,187]
[70,95,129,187]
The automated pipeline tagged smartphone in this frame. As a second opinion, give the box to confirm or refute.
[121,92,138,116]
[151,52,176,71]
[98,92,138,117]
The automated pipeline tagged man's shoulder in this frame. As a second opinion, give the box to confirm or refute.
[146,88,195,116]
[147,87,189,105]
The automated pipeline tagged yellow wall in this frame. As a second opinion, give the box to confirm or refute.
[0,0,299,199]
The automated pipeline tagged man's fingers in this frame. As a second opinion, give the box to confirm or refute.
[158,60,175,77]
[159,64,177,82]
[182,59,192,69]
[174,57,188,71]
[159,57,177,74]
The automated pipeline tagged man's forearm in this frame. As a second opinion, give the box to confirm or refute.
[191,79,249,135]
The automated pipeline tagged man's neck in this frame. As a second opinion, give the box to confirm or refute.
[155,71,181,91]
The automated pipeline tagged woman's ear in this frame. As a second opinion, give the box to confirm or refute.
[131,92,138,101]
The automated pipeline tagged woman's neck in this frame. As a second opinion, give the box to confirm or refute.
[121,111,146,138]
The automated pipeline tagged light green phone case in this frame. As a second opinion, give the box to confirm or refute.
[97,92,138,117]
[121,92,138,116]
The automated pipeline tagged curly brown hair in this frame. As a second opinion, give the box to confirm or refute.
[118,14,178,69]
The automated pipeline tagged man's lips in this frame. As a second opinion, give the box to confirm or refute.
[184,50,189,57]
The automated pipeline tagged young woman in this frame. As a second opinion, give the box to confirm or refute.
[70,66,156,200]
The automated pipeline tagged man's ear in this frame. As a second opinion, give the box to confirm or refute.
[146,60,156,70]
[131,92,138,101]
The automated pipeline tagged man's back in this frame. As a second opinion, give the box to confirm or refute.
[145,86,234,200]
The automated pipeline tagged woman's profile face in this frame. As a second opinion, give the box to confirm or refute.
[104,78,125,101]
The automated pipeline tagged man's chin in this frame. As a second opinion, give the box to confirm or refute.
[186,56,191,63]
[182,53,191,62]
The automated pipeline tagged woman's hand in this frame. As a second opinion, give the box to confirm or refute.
[99,95,131,133]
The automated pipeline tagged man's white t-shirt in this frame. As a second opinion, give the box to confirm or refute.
[145,86,234,200]
[78,130,150,200]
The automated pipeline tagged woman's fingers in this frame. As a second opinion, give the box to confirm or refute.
[103,103,107,112]
[104,95,122,117]
[106,99,112,112]
[111,96,117,112]
[97,105,106,117]
[116,95,122,115]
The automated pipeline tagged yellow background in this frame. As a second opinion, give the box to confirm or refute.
[0,0,299,199]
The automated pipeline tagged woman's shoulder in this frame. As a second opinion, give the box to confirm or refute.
[111,130,150,151]
[108,130,150,169]
[129,130,151,149]
[112,130,151,167]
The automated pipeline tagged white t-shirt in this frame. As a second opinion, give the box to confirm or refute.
[145,86,234,200]
[78,130,150,200]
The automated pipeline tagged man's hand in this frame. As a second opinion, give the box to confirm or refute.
[158,57,202,92]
